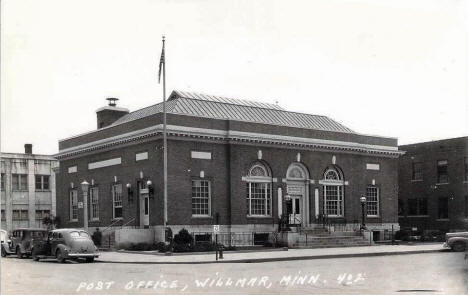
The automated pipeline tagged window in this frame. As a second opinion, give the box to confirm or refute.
[245,163,272,216]
[112,184,123,219]
[35,175,50,190]
[0,173,4,190]
[465,196,468,218]
[192,180,211,216]
[323,169,344,217]
[407,198,427,216]
[465,158,468,182]
[35,210,50,220]
[247,182,272,216]
[90,187,99,220]
[412,162,423,181]
[1,210,5,220]
[12,210,28,220]
[12,174,28,190]
[437,160,448,183]
[366,186,379,216]
[70,189,78,221]
[438,197,448,219]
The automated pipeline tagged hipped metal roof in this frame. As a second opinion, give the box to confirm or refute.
[111,90,354,134]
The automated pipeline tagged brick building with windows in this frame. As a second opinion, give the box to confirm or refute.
[398,136,468,233]
[1,144,58,231]
[55,90,403,245]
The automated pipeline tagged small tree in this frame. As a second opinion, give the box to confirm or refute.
[42,215,61,230]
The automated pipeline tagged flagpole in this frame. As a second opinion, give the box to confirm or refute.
[162,36,168,231]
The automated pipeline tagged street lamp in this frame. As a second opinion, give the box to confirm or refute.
[360,196,367,230]
[81,180,90,232]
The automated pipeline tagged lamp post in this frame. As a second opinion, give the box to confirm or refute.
[81,180,90,232]
[360,196,367,230]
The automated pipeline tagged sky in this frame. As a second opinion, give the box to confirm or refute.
[1,0,467,155]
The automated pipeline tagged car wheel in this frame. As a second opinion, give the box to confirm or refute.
[56,249,66,263]
[85,257,94,263]
[452,241,466,252]
[1,246,7,257]
[16,247,23,259]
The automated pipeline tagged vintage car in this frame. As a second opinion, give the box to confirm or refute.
[1,228,48,258]
[443,231,468,252]
[32,228,99,263]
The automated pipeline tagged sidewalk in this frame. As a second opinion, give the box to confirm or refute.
[96,243,446,264]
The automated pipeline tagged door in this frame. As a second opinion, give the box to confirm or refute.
[287,196,302,225]
[139,189,150,228]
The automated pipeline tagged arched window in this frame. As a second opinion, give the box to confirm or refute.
[245,163,272,216]
[323,168,344,217]
[366,185,379,217]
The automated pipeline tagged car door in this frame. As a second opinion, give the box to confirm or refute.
[50,232,63,254]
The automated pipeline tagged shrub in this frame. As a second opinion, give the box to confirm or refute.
[173,228,193,245]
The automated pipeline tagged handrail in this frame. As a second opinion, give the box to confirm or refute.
[120,218,136,228]
[102,219,123,233]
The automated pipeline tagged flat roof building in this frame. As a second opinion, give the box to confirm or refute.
[399,136,468,233]
[1,144,58,231]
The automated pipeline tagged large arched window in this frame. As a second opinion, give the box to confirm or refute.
[245,163,272,216]
[323,168,344,217]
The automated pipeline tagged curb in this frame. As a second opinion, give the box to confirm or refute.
[96,249,445,265]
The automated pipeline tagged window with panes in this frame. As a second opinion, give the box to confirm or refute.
[192,180,211,216]
[35,175,50,190]
[366,186,379,216]
[90,187,99,220]
[12,174,28,191]
[70,189,78,221]
[323,169,344,217]
[112,184,123,219]
[245,164,272,216]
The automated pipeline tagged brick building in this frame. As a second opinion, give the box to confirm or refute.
[55,90,403,243]
[1,144,58,231]
[398,137,468,233]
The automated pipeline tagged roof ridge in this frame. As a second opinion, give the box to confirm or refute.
[171,90,285,111]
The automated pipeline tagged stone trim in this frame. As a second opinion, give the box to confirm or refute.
[56,124,403,159]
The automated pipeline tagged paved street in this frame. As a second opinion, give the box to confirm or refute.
[1,251,467,295]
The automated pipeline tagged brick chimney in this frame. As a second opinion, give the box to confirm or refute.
[96,98,129,129]
[24,143,33,154]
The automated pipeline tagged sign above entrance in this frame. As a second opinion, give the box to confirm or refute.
[287,186,303,195]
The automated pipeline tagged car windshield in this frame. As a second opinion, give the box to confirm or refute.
[69,231,91,239]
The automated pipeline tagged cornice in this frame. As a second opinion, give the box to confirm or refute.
[55,124,404,160]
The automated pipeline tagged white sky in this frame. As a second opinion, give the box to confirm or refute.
[1,0,467,155]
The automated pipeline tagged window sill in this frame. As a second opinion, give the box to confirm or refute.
[407,215,429,218]
[324,215,344,218]
[35,190,51,192]
[12,190,29,192]
[436,218,449,221]
[247,215,272,218]
[411,180,423,183]
[435,183,449,186]
[112,218,123,221]
[192,215,212,219]
[366,215,380,218]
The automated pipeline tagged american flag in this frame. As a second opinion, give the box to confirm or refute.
[158,38,165,83]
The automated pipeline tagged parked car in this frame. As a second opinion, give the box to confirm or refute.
[31,229,99,263]
[443,231,468,252]
[0,229,8,257]
[1,228,48,258]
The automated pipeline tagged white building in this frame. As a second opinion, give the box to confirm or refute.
[1,144,58,231]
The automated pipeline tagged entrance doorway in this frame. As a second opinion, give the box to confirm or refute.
[286,195,302,225]
[139,188,150,228]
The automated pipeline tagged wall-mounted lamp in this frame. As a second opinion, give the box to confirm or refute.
[147,180,154,198]
[126,183,133,202]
